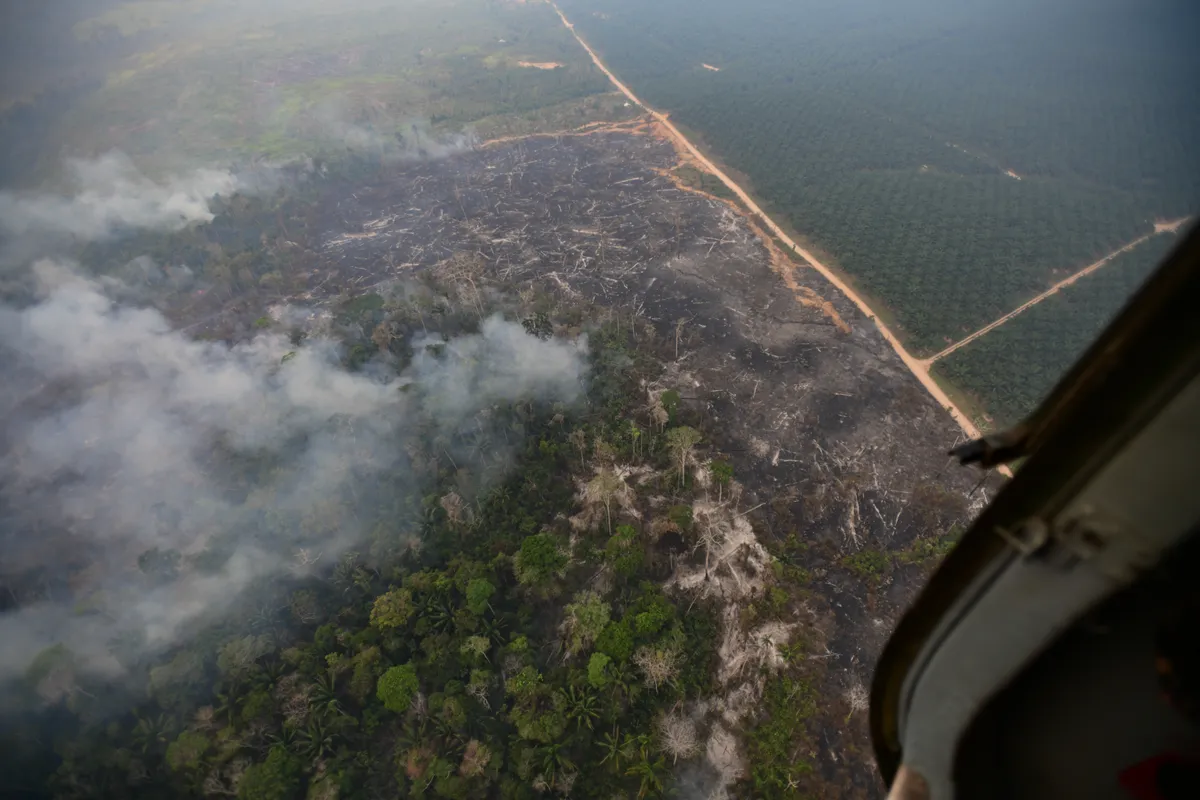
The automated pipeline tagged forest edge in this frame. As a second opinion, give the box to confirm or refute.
[546,1,1004,461]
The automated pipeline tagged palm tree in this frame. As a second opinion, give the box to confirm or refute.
[626,752,669,798]
[398,717,432,753]
[268,725,300,753]
[297,718,336,761]
[538,742,576,786]
[432,715,466,754]
[483,485,512,516]
[624,732,652,763]
[130,713,174,755]
[249,603,283,635]
[253,659,286,691]
[610,662,639,706]
[310,670,348,720]
[561,685,600,731]
[332,553,360,596]
[352,564,378,597]
[421,596,454,634]
[598,727,625,774]
[479,615,508,646]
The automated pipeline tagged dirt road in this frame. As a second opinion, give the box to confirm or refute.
[926,222,1188,364]
[547,2,988,442]
[1155,217,1189,234]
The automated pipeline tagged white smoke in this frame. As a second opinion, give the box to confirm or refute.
[409,316,589,424]
[0,152,249,240]
[0,264,588,681]
[306,98,478,160]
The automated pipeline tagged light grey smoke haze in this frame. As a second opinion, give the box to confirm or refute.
[307,98,479,160]
[0,263,588,682]
[0,151,297,273]
[409,316,590,423]
[0,152,247,240]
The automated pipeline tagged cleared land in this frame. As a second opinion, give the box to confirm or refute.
[323,128,994,798]
[2,3,1026,795]
[168,124,995,797]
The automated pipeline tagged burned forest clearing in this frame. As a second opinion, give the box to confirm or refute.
[1,110,996,799]
[271,122,993,794]
[4,1,1196,797]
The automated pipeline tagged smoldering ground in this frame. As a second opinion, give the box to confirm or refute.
[303,98,479,161]
[0,261,589,694]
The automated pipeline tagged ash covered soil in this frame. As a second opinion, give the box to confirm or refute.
[266,126,992,795]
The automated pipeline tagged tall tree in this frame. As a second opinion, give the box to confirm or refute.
[666,427,702,488]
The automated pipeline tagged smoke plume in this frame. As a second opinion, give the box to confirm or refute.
[0,151,292,274]
[0,152,251,240]
[0,263,588,684]
[306,100,479,160]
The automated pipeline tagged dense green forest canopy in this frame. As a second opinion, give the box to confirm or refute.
[559,0,1200,354]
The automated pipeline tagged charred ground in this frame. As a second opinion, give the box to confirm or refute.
[3,118,994,798]
[238,123,995,795]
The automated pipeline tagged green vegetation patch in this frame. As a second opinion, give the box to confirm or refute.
[745,675,817,795]
[840,549,890,582]
[39,0,612,173]
[673,165,735,200]
[469,92,640,141]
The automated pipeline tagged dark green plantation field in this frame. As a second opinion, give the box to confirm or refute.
[558,0,1200,355]
[932,230,1181,428]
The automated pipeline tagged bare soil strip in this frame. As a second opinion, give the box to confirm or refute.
[926,220,1189,364]
[480,118,651,148]
[547,1,989,442]
[1155,217,1189,234]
